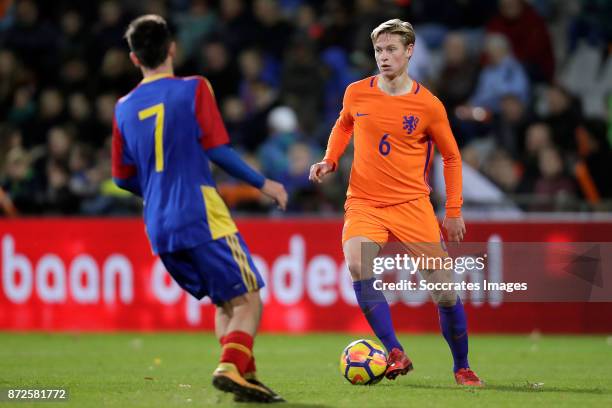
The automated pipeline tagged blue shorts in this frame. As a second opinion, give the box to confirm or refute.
[159,233,264,306]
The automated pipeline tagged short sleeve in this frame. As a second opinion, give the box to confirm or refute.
[111,114,137,179]
[194,77,230,150]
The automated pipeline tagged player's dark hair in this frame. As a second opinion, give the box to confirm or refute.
[125,15,171,69]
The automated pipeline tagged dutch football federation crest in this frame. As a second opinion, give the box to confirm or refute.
[403,115,419,135]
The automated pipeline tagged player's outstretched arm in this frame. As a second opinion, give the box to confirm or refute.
[309,160,334,183]
[206,144,287,210]
[196,78,287,210]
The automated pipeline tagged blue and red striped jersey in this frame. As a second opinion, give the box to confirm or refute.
[112,74,237,254]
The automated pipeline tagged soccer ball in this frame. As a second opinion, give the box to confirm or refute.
[339,339,388,385]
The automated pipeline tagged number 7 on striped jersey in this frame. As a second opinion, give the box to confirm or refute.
[138,103,165,172]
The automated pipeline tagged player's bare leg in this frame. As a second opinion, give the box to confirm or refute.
[344,236,382,281]
[215,303,232,342]
[419,268,483,386]
[344,236,413,380]
[224,291,261,335]
[212,291,284,402]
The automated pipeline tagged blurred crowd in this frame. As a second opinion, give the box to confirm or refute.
[0,0,611,216]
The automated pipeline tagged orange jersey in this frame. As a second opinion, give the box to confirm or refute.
[324,76,463,217]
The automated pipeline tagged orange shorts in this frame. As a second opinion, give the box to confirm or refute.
[343,196,446,256]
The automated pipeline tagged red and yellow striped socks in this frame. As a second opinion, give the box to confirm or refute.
[220,331,253,375]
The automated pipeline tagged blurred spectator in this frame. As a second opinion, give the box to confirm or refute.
[3,0,60,84]
[243,81,279,149]
[452,33,529,144]
[98,48,136,96]
[238,48,280,88]
[187,38,241,104]
[469,33,529,113]
[405,0,497,29]
[524,122,553,157]
[174,0,217,60]
[137,0,168,17]
[258,106,300,179]
[281,37,324,134]
[7,86,36,128]
[281,142,320,212]
[492,94,530,157]
[401,34,431,84]
[541,85,583,151]
[59,58,90,95]
[45,159,80,214]
[217,0,258,55]
[0,50,22,113]
[252,0,293,60]
[67,93,96,139]
[238,48,279,107]
[532,146,577,211]
[31,126,73,189]
[319,0,353,52]
[574,119,612,202]
[91,1,127,65]
[483,149,521,194]
[68,143,97,198]
[92,93,117,146]
[24,88,67,147]
[351,0,389,54]
[58,9,92,62]
[486,0,555,83]
[0,126,23,166]
[516,121,553,195]
[295,3,323,42]
[46,126,72,164]
[568,0,612,50]
[435,32,480,112]
[222,96,253,149]
[236,47,282,147]
[0,147,41,213]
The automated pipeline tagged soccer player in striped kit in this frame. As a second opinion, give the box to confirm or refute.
[112,15,287,402]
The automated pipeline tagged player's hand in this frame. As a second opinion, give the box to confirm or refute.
[443,216,466,243]
[309,161,334,183]
[261,179,288,211]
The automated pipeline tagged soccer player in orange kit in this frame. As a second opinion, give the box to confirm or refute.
[310,19,482,386]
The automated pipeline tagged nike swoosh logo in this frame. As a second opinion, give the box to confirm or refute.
[356,113,369,117]
[453,332,467,340]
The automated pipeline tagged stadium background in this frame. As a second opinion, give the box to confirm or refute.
[1,0,611,335]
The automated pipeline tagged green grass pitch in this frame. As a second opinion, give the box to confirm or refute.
[1,333,611,407]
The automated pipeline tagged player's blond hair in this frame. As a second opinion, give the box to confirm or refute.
[370,19,415,47]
